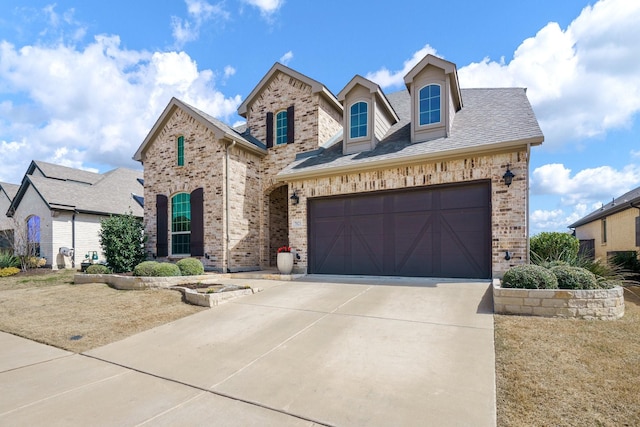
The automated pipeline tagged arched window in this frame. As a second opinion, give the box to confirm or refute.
[276,110,288,145]
[350,101,368,138]
[171,193,191,254]
[419,84,441,126]
[26,215,41,257]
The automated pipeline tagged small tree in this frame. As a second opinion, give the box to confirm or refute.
[0,216,39,271]
[99,212,146,273]
[530,232,580,264]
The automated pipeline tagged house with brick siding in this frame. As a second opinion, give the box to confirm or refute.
[134,54,543,279]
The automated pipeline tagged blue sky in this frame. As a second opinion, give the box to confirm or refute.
[0,0,638,235]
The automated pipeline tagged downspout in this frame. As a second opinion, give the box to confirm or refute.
[71,211,76,268]
[225,140,236,273]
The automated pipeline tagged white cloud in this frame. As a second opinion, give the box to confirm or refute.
[531,163,640,206]
[279,50,293,65]
[242,0,284,15]
[457,0,640,147]
[530,204,591,234]
[0,35,242,184]
[171,0,229,47]
[366,44,439,89]
[632,149,640,158]
[224,65,236,78]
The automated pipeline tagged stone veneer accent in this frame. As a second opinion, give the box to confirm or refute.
[493,281,625,320]
[287,150,529,277]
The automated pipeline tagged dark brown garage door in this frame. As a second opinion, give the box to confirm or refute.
[308,181,491,279]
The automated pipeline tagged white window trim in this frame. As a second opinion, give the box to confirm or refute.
[348,100,369,141]
[417,83,443,128]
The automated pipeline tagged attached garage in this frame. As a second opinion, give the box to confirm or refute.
[308,181,491,279]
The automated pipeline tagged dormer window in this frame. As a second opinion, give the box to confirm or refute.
[419,84,441,126]
[276,110,288,145]
[349,101,368,139]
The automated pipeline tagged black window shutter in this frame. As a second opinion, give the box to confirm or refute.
[190,188,204,256]
[156,195,168,257]
[266,112,274,148]
[636,216,640,247]
[287,105,295,144]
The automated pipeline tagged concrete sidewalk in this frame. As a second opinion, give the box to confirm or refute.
[0,277,496,426]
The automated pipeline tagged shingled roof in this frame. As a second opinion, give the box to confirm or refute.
[276,87,544,179]
[7,162,143,217]
[0,182,19,202]
[568,186,640,229]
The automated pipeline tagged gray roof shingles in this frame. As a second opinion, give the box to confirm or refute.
[0,182,20,201]
[278,87,543,177]
[568,186,640,229]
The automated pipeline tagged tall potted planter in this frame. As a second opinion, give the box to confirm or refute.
[277,246,294,274]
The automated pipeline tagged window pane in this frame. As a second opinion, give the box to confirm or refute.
[172,234,190,255]
[171,193,191,254]
[350,101,367,138]
[177,136,184,166]
[276,111,288,145]
[419,84,441,126]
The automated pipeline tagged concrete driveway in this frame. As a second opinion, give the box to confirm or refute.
[0,276,496,426]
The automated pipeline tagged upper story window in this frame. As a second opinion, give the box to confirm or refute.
[177,136,184,166]
[349,101,368,139]
[171,193,191,254]
[601,218,607,244]
[276,111,288,145]
[419,84,441,126]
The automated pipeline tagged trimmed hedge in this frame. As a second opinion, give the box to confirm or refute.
[154,262,181,277]
[551,265,599,290]
[177,258,204,276]
[0,267,20,277]
[502,264,558,289]
[133,261,159,277]
[86,264,112,275]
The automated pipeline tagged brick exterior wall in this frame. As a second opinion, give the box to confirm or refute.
[287,151,529,277]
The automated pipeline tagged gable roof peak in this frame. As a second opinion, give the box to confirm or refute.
[403,54,463,110]
[237,62,342,118]
[337,74,400,123]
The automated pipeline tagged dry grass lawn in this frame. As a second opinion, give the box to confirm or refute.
[0,269,205,353]
[495,285,640,427]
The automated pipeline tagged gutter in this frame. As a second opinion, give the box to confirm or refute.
[275,137,543,182]
[225,140,236,273]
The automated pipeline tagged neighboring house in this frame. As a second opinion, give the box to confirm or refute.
[568,186,640,260]
[135,54,543,279]
[0,182,20,249]
[5,160,144,269]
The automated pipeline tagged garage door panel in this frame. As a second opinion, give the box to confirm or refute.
[308,182,491,278]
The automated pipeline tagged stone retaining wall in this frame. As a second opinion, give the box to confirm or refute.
[493,280,625,320]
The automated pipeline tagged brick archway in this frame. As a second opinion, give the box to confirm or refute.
[267,185,289,267]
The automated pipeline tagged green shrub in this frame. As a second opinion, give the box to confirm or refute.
[550,265,598,290]
[0,250,19,269]
[133,261,159,277]
[99,212,146,273]
[502,264,558,289]
[530,232,580,264]
[0,266,20,277]
[85,264,112,275]
[176,258,204,276]
[152,262,181,277]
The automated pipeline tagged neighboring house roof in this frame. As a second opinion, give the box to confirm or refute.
[133,97,267,162]
[28,160,102,184]
[7,164,144,217]
[237,62,343,118]
[276,87,544,179]
[0,182,20,202]
[568,186,640,229]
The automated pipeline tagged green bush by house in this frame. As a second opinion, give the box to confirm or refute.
[153,262,181,277]
[550,265,598,290]
[176,258,204,276]
[133,261,159,277]
[502,264,559,289]
[530,232,579,263]
[85,264,112,274]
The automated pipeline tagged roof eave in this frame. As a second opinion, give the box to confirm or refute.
[276,136,543,182]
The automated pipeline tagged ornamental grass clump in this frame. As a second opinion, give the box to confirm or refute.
[176,258,204,276]
[502,264,558,289]
[133,261,159,277]
[0,250,19,269]
[550,265,599,290]
[85,264,112,275]
[153,262,181,277]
